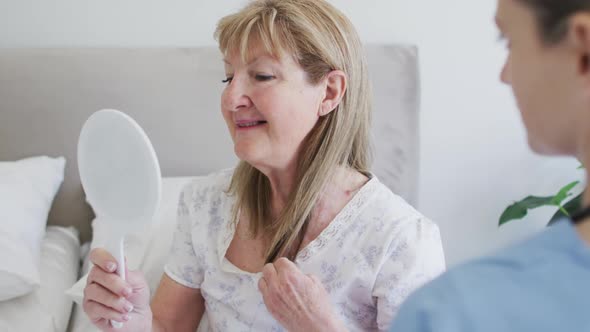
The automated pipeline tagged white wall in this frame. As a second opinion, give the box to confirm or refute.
[1,0,583,266]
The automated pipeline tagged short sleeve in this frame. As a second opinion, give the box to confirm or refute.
[388,279,466,332]
[372,217,446,331]
[163,185,205,289]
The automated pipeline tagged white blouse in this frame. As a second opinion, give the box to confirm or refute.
[164,169,445,331]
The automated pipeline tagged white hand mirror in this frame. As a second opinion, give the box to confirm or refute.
[78,109,161,328]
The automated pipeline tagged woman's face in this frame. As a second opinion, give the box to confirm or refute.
[220,45,325,172]
[496,0,582,155]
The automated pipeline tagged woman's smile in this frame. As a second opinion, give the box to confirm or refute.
[235,119,268,130]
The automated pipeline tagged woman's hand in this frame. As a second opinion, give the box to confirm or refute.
[83,248,152,331]
[258,258,347,332]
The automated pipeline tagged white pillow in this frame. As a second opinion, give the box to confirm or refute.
[0,226,79,332]
[66,176,198,305]
[40,226,81,331]
[0,156,66,301]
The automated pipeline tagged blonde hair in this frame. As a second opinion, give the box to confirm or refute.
[215,0,372,263]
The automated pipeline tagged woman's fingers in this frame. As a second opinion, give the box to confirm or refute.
[274,258,304,289]
[83,298,131,323]
[274,257,297,271]
[87,266,132,298]
[84,282,134,314]
[262,262,278,281]
[262,262,284,296]
[89,248,118,273]
[90,318,112,331]
[83,250,153,331]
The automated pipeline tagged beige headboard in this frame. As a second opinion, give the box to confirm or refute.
[0,46,420,243]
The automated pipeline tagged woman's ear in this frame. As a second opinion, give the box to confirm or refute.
[318,70,347,117]
[568,13,590,76]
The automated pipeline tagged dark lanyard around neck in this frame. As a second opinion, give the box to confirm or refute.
[571,205,590,225]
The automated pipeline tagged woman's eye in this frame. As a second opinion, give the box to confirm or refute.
[255,74,275,82]
[222,77,233,84]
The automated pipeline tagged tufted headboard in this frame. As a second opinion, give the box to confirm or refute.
[0,45,420,243]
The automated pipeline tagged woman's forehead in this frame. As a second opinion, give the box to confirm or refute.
[496,0,529,25]
[223,44,293,67]
[223,30,296,62]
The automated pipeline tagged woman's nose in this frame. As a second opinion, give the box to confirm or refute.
[222,77,253,112]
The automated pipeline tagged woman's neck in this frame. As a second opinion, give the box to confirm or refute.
[575,137,590,246]
[577,190,590,246]
[264,166,366,221]
[263,164,298,219]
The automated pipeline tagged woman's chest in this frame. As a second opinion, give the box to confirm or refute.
[200,249,380,331]
[224,232,268,273]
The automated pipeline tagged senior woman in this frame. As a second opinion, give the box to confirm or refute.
[82,0,445,331]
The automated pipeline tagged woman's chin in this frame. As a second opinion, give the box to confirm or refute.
[234,145,262,164]
[527,134,572,157]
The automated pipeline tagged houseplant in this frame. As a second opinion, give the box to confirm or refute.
[499,166,584,226]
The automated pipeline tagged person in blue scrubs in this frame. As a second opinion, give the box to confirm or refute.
[391,0,590,331]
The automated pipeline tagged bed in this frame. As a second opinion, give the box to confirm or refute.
[0,45,421,331]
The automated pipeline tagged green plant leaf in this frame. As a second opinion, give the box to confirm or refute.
[551,181,580,205]
[548,192,584,226]
[499,196,555,226]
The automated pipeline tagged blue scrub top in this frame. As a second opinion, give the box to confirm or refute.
[390,219,590,332]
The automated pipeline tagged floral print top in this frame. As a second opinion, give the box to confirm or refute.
[164,169,445,331]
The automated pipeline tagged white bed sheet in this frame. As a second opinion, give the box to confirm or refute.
[0,226,80,332]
